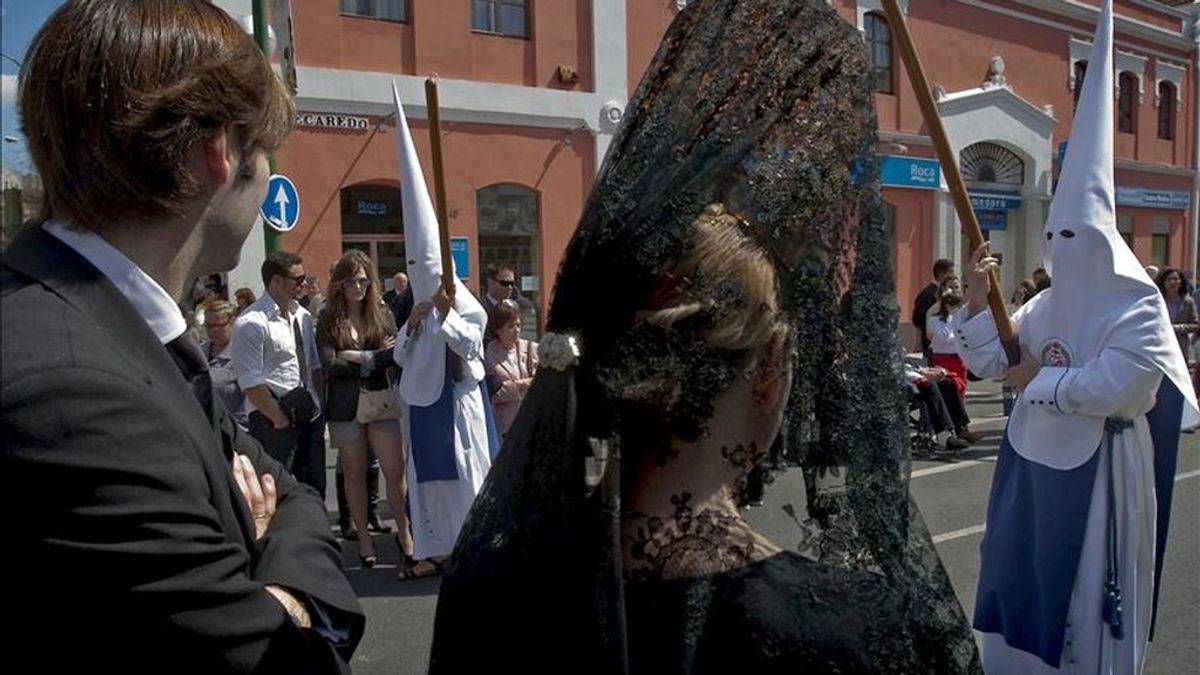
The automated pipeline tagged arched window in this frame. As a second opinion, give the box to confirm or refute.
[1158,81,1175,140]
[864,13,893,94]
[1072,61,1088,112]
[477,184,541,337]
[1118,72,1136,134]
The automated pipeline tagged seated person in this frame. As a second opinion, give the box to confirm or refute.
[905,363,970,450]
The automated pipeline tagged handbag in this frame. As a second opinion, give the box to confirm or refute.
[279,386,318,424]
[356,386,400,424]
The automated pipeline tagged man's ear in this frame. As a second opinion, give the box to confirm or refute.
[200,127,234,187]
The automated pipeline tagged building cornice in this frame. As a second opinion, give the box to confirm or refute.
[877,129,935,146]
[956,0,1193,54]
[294,68,619,133]
[1008,0,1189,47]
[1115,158,1199,177]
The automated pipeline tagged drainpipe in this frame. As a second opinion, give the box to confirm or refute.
[1190,10,1200,275]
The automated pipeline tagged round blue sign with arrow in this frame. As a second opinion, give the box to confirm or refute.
[261,174,300,232]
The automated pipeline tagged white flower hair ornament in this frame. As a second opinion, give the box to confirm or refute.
[537,332,581,371]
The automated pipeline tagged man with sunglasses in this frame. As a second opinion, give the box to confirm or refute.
[234,251,327,499]
[481,264,518,318]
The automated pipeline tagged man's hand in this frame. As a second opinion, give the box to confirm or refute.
[432,286,453,322]
[965,243,999,317]
[265,585,312,629]
[232,454,277,540]
[1006,350,1041,391]
[407,302,433,336]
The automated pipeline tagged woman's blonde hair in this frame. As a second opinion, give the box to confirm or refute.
[639,204,785,354]
[598,204,790,445]
[204,299,235,325]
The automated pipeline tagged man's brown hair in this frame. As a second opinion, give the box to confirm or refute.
[19,0,296,232]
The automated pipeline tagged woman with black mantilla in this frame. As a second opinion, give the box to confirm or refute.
[428,0,981,672]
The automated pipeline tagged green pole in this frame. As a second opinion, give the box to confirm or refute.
[252,0,282,254]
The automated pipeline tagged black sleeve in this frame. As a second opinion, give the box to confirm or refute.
[1,367,364,673]
[316,325,360,379]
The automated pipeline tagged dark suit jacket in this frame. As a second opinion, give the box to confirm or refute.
[0,226,365,674]
[911,281,939,348]
[382,286,413,330]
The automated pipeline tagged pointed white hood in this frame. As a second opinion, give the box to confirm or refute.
[1014,0,1198,463]
[392,81,488,406]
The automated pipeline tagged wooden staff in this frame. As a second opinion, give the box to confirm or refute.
[424,78,456,298]
[881,0,1020,364]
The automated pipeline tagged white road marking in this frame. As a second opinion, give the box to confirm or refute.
[911,457,997,478]
[929,470,1200,544]
[933,524,987,544]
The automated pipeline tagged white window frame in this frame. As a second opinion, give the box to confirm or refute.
[1154,60,1186,111]
[1068,37,1148,104]
[339,0,407,23]
[855,0,908,32]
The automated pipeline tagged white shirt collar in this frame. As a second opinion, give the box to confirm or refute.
[249,292,300,320]
[44,221,188,344]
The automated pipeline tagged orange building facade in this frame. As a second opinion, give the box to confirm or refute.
[215,0,1199,340]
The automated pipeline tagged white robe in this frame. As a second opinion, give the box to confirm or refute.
[394,308,493,560]
[957,302,1158,674]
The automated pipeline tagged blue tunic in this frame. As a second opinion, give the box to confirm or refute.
[973,380,1183,667]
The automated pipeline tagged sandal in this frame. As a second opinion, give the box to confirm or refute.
[397,556,443,580]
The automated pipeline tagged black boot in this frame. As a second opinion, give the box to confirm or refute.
[335,467,356,540]
[366,462,392,534]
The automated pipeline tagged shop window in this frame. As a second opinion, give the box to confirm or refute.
[341,183,407,287]
[864,12,893,94]
[1157,81,1175,140]
[1117,212,1133,250]
[1118,72,1136,134]
[341,184,402,235]
[478,184,540,338]
[340,0,406,22]
[1151,215,1170,268]
[1151,234,1169,267]
[472,0,528,38]
[1072,61,1087,112]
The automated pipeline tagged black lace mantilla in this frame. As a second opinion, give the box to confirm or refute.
[430,1,982,672]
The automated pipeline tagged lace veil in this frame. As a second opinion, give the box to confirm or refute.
[430,1,981,672]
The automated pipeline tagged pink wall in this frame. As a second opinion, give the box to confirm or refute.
[276,121,594,321]
[294,1,594,92]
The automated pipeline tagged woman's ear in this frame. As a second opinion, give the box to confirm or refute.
[751,331,788,409]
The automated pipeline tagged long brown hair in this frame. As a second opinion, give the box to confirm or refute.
[319,250,395,350]
[20,0,295,232]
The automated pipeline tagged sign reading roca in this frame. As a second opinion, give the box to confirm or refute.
[296,112,371,132]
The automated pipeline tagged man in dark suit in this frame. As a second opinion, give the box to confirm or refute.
[382,271,413,327]
[912,257,956,359]
[1,2,363,672]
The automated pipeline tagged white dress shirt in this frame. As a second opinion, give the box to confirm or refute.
[44,221,186,343]
[232,293,322,413]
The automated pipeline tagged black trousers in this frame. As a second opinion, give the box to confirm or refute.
[912,380,970,434]
[249,410,327,500]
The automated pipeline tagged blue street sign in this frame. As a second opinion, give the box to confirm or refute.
[880,155,941,189]
[451,237,469,280]
[1115,186,1190,211]
[976,209,1008,231]
[968,192,1021,211]
[261,174,300,232]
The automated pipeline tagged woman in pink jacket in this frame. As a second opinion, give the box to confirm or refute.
[484,300,538,438]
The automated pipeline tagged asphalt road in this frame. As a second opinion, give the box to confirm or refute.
[330,379,1200,674]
